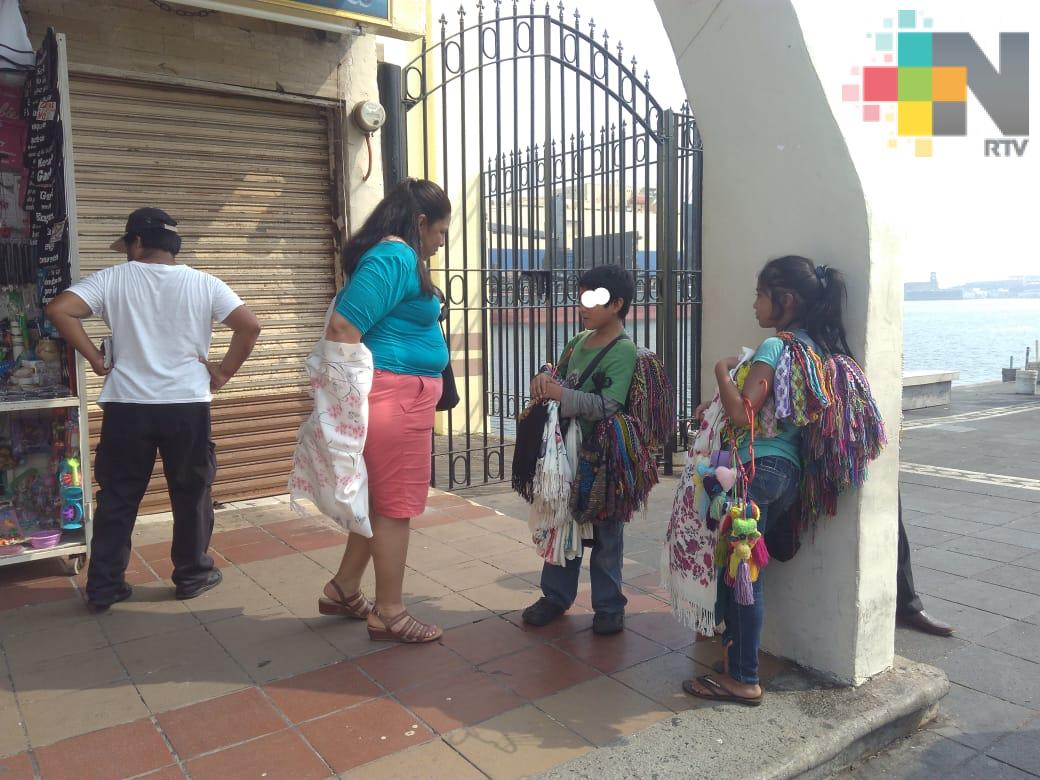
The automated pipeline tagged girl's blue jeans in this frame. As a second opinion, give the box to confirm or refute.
[720,456,801,685]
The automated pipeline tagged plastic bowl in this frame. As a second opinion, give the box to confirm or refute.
[29,530,62,549]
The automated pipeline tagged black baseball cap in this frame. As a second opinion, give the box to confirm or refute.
[110,207,179,252]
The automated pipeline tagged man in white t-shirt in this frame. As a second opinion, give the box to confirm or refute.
[47,207,261,612]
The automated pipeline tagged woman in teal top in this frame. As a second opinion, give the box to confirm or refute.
[317,179,451,644]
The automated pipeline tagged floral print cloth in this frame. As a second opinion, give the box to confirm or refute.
[289,318,374,538]
[661,348,753,634]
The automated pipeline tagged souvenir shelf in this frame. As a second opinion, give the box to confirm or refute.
[0,32,91,575]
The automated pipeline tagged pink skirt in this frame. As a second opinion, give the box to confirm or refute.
[365,370,442,518]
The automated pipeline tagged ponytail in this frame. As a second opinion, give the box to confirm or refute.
[806,264,853,358]
[757,255,853,358]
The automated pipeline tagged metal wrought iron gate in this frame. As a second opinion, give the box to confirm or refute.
[401,2,702,491]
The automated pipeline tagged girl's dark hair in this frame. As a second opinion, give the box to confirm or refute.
[578,264,636,319]
[341,178,451,297]
[757,255,853,357]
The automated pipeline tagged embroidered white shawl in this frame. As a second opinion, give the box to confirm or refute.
[661,348,753,634]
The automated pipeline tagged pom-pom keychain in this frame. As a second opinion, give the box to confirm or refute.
[717,501,770,605]
[712,395,771,606]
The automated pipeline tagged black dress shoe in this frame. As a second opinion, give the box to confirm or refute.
[898,609,954,637]
[592,611,624,635]
[522,597,566,626]
[86,583,133,614]
[175,569,223,600]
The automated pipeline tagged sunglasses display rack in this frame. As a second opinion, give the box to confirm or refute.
[0,30,90,576]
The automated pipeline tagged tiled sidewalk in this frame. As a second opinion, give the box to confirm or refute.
[0,488,749,780]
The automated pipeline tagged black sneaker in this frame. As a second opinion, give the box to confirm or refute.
[86,583,133,614]
[593,611,624,635]
[522,597,566,627]
[175,569,223,600]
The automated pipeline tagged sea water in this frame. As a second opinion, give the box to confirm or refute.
[903,298,1040,385]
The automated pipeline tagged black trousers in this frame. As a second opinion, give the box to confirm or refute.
[87,403,216,603]
[896,493,924,616]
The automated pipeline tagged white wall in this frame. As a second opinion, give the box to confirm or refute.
[655,0,902,684]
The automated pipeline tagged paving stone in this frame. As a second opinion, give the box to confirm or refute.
[975,564,1040,596]
[907,514,993,537]
[977,621,1040,664]
[1003,515,1040,533]
[941,536,1034,564]
[535,676,670,747]
[916,596,1015,642]
[444,704,592,779]
[843,730,978,779]
[946,754,1037,779]
[911,566,973,597]
[905,523,961,550]
[894,625,970,666]
[943,643,1040,709]
[913,548,1010,577]
[926,577,1040,620]
[932,683,1036,751]
[973,524,1040,551]
[984,720,1040,776]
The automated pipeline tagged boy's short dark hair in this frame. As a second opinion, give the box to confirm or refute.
[130,229,182,256]
[578,265,635,319]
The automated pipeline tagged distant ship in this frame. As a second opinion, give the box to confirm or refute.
[905,288,965,301]
[904,272,964,301]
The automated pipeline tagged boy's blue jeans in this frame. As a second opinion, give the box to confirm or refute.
[720,456,801,685]
[539,520,628,615]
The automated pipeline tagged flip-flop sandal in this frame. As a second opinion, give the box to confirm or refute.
[682,674,763,707]
[318,580,374,619]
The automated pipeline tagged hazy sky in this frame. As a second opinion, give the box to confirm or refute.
[419,0,1037,287]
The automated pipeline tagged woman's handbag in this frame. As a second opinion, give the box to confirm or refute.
[437,356,460,411]
[435,288,461,411]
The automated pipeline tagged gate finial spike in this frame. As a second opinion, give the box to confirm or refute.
[588,17,595,35]
[557,1,565,20]
[457,4,466,20]
[573,8,580,26]
[439,13,447,27]
[644,69,651,89]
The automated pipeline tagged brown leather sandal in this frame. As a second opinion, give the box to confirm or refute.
[367,608,442,643]
[318,580,374,619]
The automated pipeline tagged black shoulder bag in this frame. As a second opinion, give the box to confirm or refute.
[435,289,460,411]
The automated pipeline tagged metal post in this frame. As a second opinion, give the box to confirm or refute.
[656,109,679,473]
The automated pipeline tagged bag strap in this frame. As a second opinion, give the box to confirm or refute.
[574,334,626,391]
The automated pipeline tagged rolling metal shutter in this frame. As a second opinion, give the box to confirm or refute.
[68,76,337,513]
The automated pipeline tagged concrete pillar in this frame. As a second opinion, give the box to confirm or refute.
[654,0,902,684]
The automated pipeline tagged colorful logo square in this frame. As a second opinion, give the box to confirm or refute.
[863,67,898,101]
[898,32,933,66]
[898,67,932,100]
[932,67,967,102]
[898,101,932,136]
[932,101,967,136]
[898,10,917,29]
